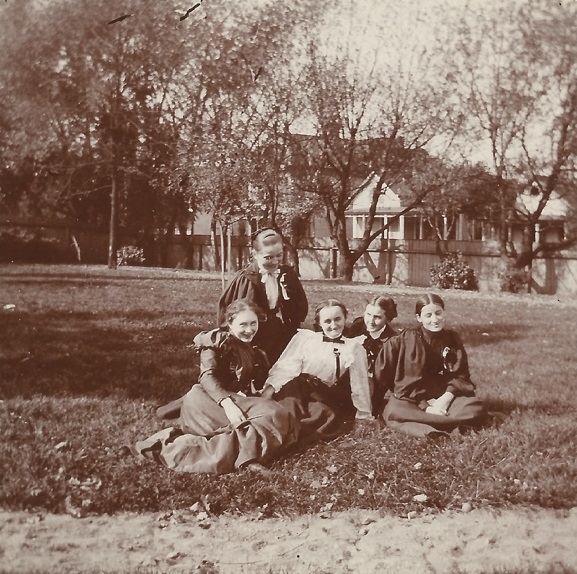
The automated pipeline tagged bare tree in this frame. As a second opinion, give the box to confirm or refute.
[295,0,461,280]
[452,0,577,287]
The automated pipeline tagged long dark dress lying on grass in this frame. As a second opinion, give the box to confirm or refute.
[374,326,488,437]
[135,329,300,474]
[264,329,374,440]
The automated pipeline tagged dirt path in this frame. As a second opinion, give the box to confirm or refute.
[1,507,576,573]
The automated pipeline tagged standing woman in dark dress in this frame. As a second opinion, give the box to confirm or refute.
[374,293,488,438]
[218,228,308,365]
[347,295,399,416]
[135,300,300,474]
[157,228,308,421]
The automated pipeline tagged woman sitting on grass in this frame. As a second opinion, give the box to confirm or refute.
[347,295,399,416]
[374,293,488,438]
[135,299,300,474]
[156,228,308,422]
[261,299,374,439]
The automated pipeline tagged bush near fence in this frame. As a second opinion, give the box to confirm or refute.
[2,221,577,295]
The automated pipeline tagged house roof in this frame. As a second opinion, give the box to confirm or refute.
[515,189,570,221]
[346,173,413,215]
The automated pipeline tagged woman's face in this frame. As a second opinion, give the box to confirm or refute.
[318,305,346,339]
[252,240,283,273]
[228,309,259,342]
[363,303,388,333]
[417,303,445,332]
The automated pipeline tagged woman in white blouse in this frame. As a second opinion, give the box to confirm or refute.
[261,299,373,438]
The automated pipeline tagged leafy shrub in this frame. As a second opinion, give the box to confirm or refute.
[498,265,530,293]
[430,251,478,291]
[116,245,146,266]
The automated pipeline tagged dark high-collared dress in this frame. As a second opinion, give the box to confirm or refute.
[217,261,308,364]
[346,317,398,416]
[374,326,488,437]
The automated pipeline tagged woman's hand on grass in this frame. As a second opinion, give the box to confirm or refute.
[220,397,247,426]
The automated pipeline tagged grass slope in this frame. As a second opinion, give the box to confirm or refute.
[1,264,576,518]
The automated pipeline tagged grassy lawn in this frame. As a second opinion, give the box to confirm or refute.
[1,264,577,518]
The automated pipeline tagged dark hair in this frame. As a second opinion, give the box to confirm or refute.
[415,293,445,316]
[224,299,266,324]
[367,295,398,322]
[313,299,347,330]
[251,227,283,251]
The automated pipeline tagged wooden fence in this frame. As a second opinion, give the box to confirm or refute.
[2,220,577,295]
[165,235,577,296]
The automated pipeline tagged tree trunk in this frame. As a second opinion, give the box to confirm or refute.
[284,241,300,276]
[227,225,233,278]
[107,172,117,269]
[335,223,354,281]
[220,222,226,290]
[517,221,537,293]
[210,219,220,271]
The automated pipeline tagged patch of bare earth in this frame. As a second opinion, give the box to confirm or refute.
[1,508,576,573]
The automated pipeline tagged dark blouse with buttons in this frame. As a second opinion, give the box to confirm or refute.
[192,329,270,405]
[374,326,476,404]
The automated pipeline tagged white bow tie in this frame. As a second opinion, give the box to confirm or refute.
[260,270,280,283]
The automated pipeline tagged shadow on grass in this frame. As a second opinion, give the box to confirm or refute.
[0,310,202,402]
[482,397,576,416]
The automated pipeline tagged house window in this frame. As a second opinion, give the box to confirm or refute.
[387,217,400,238]
[404,216,420,239]
[348,214,404,239]
[468,219,484,241]
[373,217,385,237]
[538,221,565,243]
[355,216,365,238]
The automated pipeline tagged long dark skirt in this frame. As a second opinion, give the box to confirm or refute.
[135,386,300,474]
[273,374,356,440]
[383,395,488,438]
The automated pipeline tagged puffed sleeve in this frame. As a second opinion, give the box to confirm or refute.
[347,341,374,420]
[192,329,233,405]
[289,268,308,323]
[217,271,256,326]
[263,330,307,392]
[373,334,401,396]
[346,317,366,338]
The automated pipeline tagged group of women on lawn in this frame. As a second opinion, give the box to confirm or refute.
[135,229,490,474]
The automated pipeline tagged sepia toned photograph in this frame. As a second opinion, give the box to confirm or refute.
[1,0,576,572]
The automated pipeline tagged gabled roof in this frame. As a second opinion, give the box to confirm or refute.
[515,188,570,221]
[346,173,413,215]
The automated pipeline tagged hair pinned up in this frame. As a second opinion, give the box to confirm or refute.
[224,298,266,324]
[368,295,398,322]
[251,227,282,250]
[415,293,445,315]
